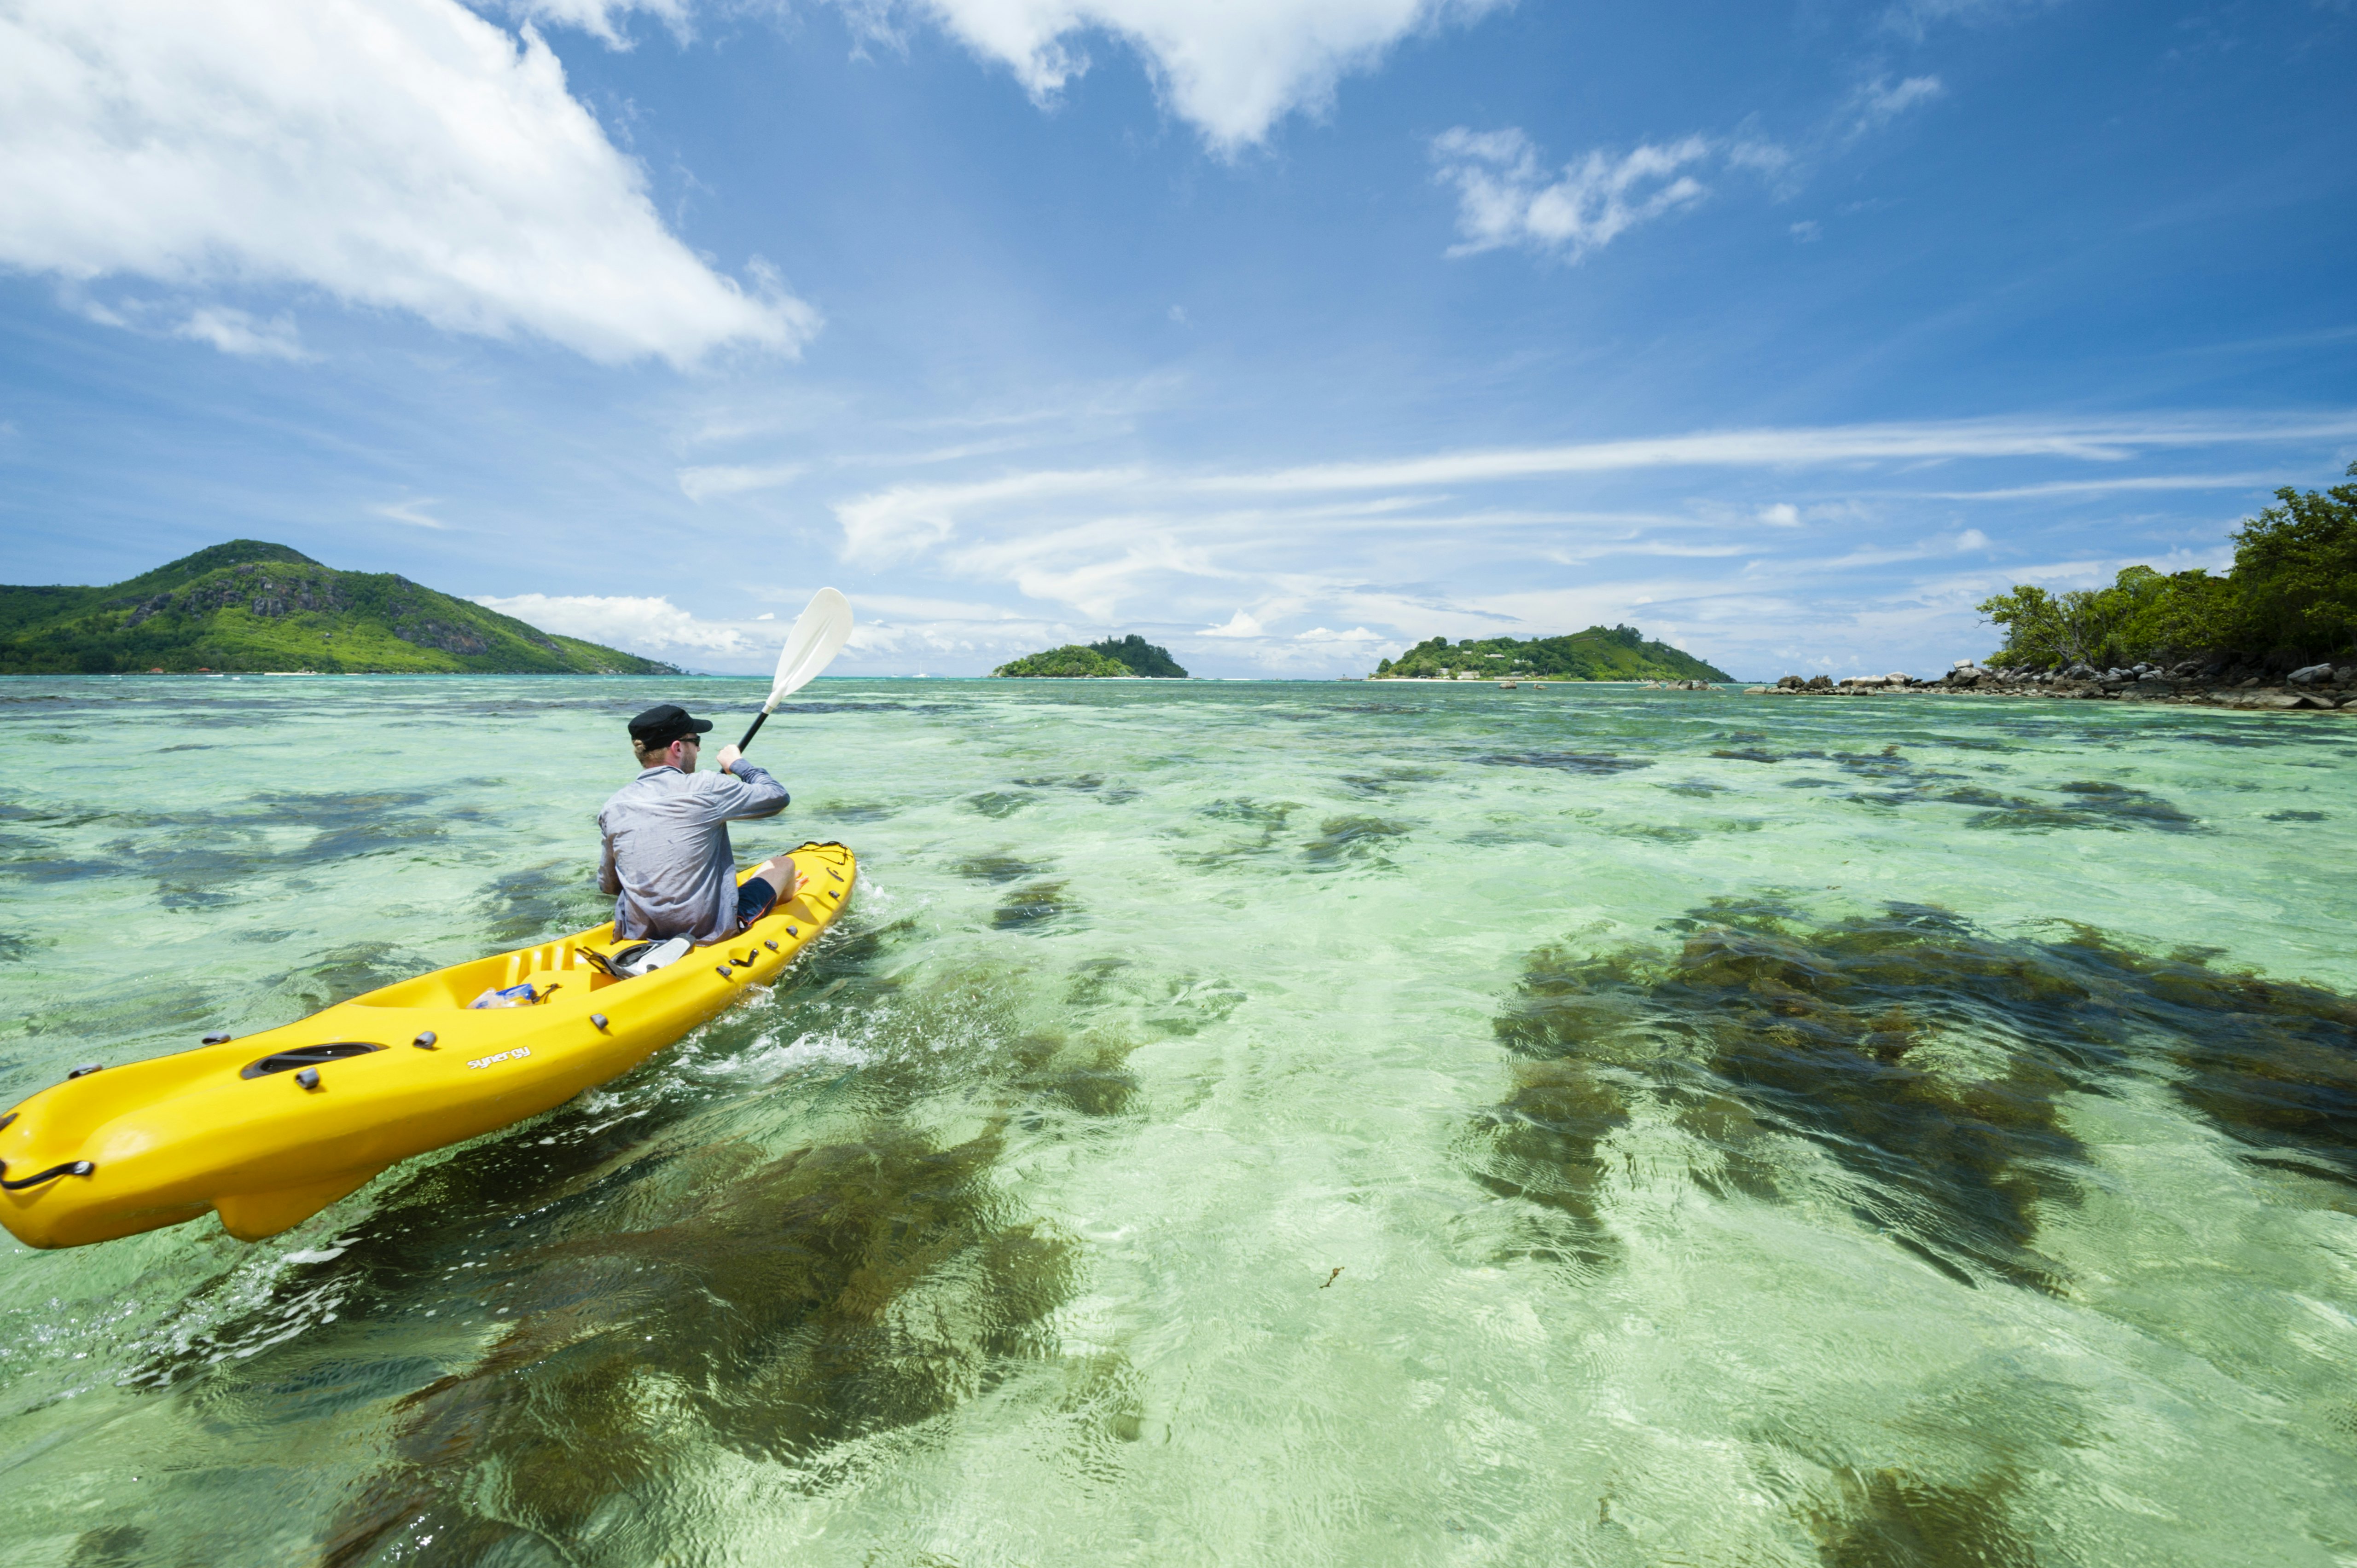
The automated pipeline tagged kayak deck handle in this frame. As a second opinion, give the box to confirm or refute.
[0,1158,94,1191]
[203,1032,232,1045]
[241,1042,387,1081]
[67,1064,103,1080]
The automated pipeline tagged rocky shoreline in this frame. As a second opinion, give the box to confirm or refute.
[1748,658,2357,712]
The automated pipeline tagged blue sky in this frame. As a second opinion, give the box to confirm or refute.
[2,0,2352,677]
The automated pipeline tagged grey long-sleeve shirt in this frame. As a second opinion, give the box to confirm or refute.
[597,761,789,945]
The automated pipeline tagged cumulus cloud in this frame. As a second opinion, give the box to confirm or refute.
[853,0,1499,152]
[1432,127,1717,261]
[0,0,816,365]
[475,592,763,656]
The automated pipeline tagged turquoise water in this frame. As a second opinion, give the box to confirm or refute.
[2,675,2354,1566]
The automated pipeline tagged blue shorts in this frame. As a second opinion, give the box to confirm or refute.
[735,875,778,929]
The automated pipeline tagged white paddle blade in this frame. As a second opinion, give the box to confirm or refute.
[764,587,853,710]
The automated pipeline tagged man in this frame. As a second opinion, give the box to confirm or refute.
[597,703,802,946]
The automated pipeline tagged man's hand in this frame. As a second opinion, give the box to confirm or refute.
[716,743,743,773]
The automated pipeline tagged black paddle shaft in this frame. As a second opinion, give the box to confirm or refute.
[736,708,771,752]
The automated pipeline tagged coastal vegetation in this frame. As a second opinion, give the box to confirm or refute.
[0,540,673,675]
[1375,624,1732,682]
[993,635,1188,678]
[1979,464,2357,671]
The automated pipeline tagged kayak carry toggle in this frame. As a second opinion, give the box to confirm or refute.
[67,1064,104,1080]
[202,1032,232,1045]
[0,1158,95,1191]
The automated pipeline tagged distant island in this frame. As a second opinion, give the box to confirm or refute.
[993,635,1190,678]
[0,540,675,675]
[1375,625,1732,682]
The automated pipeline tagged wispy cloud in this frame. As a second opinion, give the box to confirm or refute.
[1202,413,2357,492]
[1911,472,2285,499]
[677,462,807,501]
[1848,74,1945,135]
[374,498,449,530]
[176,307,309,361]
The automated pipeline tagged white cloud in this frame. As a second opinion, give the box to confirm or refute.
[869,0,1504,153]
[835,467,1142,563]
[0,0,815,366]
[1915,473,2283,500]
[678,462,808,501]
[495,0,692,47]
[1432,127,1714,261]
[176,306,310,361]
[1215,412,2357,492]
[475,592,760,655]
[799,407,2353,676]
[374,498,449,529]
[1849,74,1944,134]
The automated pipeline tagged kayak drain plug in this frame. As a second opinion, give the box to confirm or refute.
[590,1013,609,1031]
[413,1031,437,1050]
[296,1068,321,1091]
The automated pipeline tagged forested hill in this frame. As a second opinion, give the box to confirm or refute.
[1376,625,1733,682]
[0,541,675,675]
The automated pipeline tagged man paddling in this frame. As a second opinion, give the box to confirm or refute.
[598,703,802,946]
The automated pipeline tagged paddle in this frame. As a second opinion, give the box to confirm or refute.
[735,587,854,753]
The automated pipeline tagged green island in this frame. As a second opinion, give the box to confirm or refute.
[993,635,1190,678]
[0,540,675,675]
[1374,624,1732,682]
[1979,463,2356,670]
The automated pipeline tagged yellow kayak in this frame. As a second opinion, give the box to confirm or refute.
[0,842,856,1250]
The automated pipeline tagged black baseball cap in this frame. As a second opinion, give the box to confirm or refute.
[628,704,714,746]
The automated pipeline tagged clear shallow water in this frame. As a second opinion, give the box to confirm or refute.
[1,675,2354,1567]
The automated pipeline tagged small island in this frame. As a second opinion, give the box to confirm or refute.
[993,635,1190,678]
[1374,624,1731,682]
[0,540,674,675]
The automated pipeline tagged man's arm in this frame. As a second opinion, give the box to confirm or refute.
[707,749,790,820]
